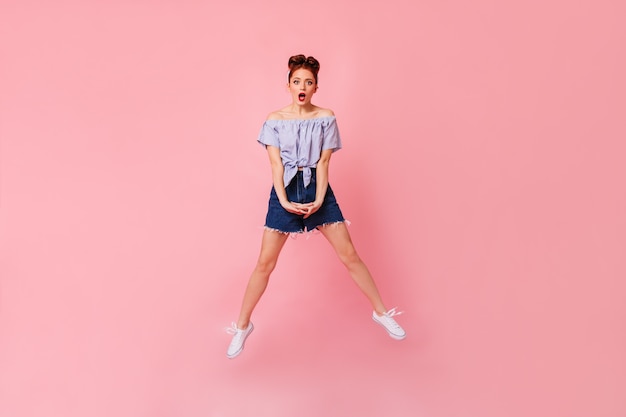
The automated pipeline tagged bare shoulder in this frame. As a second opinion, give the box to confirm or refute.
[316,107,335,117]
[265,106,335,120]
[266,105,298,120]
[266,111,285,121]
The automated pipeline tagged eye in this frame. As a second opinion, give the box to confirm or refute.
[293,80,299,85]
[307,81,313,85]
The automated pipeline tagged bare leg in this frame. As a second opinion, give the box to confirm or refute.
[318,223,387,315]
[236,229,289,329]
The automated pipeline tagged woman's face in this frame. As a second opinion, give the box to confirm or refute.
[288,68,318,106]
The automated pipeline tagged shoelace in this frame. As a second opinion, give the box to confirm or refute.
[385,307,403,317]
[225,322,242,336]
[382,307,403,329]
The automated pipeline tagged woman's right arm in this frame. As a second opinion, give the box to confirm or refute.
[267,145,306,215]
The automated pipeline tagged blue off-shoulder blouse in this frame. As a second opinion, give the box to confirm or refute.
[257,116,342,188]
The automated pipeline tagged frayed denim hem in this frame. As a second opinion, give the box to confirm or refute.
[317,219,351,229]
[262,220,351,240]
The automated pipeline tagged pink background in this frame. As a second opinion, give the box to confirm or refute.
[1,1,625,416]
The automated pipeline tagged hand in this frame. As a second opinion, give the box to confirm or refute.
[293,201,322,219]
[280,201,309,215]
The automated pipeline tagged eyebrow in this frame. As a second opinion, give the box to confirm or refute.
[292,77,314,81]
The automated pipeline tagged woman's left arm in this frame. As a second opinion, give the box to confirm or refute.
[302,149,333,219]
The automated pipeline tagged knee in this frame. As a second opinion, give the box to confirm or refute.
[338,249,362,269]
[255,257,277,275]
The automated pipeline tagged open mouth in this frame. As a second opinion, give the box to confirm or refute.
[298,93,306,102]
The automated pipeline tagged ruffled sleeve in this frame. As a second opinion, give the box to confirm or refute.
[322,117,342,152]
[257,122,279,148]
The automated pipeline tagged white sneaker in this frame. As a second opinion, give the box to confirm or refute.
[226,322,254,359]
[372,308,406,340]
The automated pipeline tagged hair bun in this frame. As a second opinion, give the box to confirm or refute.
[288,54,307,69]
[287,54,321,83]
[304,56,320,71]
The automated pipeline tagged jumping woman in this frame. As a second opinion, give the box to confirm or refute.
[227,54,406,359]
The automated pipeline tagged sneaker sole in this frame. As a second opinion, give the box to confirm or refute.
[226,325,254,359]
[372,317,406,340]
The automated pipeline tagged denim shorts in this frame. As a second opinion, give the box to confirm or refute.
[265,168,345,234]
